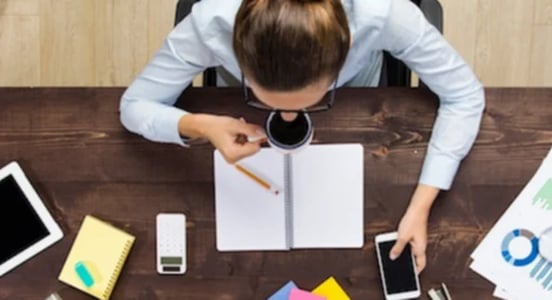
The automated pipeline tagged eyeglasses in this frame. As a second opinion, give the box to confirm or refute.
[242,73,338,113]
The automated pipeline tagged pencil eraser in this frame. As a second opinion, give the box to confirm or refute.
[75,261,95,288]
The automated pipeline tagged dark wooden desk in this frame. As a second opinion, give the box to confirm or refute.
[0,87,551,299]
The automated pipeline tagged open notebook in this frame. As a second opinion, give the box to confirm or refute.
[214,144,364,251]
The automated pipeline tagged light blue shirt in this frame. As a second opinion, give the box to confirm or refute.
[120,0,485,190]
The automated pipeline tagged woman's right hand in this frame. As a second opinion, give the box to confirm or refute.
[178,114,265,163]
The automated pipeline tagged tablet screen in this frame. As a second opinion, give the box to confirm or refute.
[0,175,49,265]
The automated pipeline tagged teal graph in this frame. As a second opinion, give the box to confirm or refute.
[533,178,552,211]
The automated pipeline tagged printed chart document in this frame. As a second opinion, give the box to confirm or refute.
[470,147,552,299]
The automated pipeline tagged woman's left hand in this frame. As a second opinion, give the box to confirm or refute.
[390,206,429,274]
[389,184,439,274]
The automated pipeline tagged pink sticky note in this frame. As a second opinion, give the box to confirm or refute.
[289,288,326,300]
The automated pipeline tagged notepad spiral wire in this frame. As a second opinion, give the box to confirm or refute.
[284,154,293,249]
[102,240,133,300]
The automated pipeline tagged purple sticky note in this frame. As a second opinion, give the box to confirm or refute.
[268,281,297,300]
[289,288,326,300]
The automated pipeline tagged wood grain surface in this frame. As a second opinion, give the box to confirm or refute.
[0,87,551,299]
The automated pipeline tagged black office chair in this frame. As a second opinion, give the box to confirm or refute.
[383,0,443,87]
[174,0,443,88]
[175,0,217,87]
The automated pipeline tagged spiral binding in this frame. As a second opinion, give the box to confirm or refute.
[102,240,133,300]
[283,154,293,249]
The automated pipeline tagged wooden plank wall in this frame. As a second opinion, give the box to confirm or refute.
[0,0,174,87]
[0,0,551,87]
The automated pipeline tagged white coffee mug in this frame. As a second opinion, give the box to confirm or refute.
[264,111,313,154]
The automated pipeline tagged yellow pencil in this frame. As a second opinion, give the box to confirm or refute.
[234,164,280,195]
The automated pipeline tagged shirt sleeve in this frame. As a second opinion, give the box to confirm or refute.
[379,0,485,190]
[119,8,216,146]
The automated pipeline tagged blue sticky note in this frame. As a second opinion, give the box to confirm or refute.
[268,281,297,300]
[74,261,95,288]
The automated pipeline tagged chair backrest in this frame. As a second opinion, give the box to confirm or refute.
[174,0,194,27]
[175,0,218,87]
[383,0,443,87]
[174,0,443,87]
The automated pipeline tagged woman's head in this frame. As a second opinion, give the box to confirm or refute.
[233,0,350,113]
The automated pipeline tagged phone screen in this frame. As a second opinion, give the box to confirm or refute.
[378,240,418,294]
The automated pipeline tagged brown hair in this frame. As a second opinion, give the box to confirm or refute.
[233,0,350,91]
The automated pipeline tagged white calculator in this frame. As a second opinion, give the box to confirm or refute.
[156,213,186,275]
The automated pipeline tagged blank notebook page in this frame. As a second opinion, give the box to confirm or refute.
[291,144,364,248]
[214,149,287,251]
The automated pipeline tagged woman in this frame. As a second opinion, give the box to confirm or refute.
[120,0,485,273]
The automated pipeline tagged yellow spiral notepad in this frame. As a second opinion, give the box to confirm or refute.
[58,215,135,300]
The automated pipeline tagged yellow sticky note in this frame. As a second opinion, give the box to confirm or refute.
[312,277,350,300]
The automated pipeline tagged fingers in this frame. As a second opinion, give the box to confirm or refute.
[221,119,263,163]
[236,141,262,160]
[243,124,266,140]
[411,241,427,274]
[211,117,266,163]
[232,117,266,150]
[232,118,265,139]
[220,141,261,164]
[390,237,426,274]
[234,117,266,143]
[414,251,426,274]
[389,237,408,260]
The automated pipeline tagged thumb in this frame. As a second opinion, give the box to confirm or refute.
[390,238,408,260]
